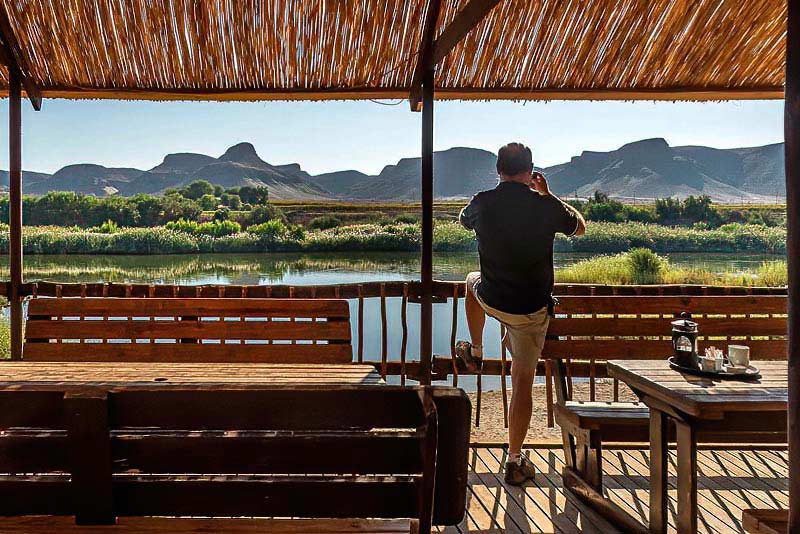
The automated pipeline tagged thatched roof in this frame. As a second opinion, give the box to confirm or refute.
[0,0,787,102]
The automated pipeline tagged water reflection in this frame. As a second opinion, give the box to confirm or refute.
[4,251,783,391]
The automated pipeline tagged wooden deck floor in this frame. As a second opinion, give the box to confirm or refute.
[446,445,788,534]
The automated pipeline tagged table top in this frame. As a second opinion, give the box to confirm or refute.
[0,362,383,390]
[607,359,788,418]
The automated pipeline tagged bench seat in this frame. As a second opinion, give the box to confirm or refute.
[555,401,650,432]
[742,509,788,534]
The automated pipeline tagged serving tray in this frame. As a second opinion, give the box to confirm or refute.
[668,356,761,380]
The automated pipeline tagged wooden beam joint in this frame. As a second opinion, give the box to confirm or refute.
[410,0,501,111]
[410,0,443,111]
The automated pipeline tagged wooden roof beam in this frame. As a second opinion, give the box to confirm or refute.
[410,0,501,111]
[431,0,501,65]
[409,0,443,112]
[0,6,41,110]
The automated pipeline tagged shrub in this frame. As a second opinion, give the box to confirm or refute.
[625,206,656,223]
[394,214,419,224]
[249,219,288,240]
[195,220,241,237]
[166,218,239,237]
[248,204,284,226]
[627,248,666,284]
[308,216,342,230]
[213,207,231,222]
[165,219,199,234]
[288,224,306,241]
[96,220,119,234]
[755,260,788,287]
[586,199,626,222]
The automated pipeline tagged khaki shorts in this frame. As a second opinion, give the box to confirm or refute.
[466,272,549,375]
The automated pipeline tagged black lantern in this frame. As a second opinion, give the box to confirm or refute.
[671,313,699,368]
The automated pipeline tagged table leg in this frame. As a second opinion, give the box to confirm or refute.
[649,407,668,534]
[675,420,697,534]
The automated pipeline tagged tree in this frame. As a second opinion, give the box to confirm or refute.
[220,193,242,210]
[655,197,683,224]
[682,195,720,225]
[237,186,269,205]
[180,180,215,200]
[199,194,217,210]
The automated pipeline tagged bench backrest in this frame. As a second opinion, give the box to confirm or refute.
[544,295,788,361]
[24,298,353,364]
[0,385,470,528]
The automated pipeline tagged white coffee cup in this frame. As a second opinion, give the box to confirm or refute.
[728,345,750,367]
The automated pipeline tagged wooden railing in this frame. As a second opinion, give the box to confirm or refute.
[3,280,788,427]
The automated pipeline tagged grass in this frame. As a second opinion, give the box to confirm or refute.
[0,319,9,359]
[0,221,787,255]
[557,249,788,287]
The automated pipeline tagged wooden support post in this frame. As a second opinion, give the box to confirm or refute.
[419,66,435,386]
[676,421,697,534]
[65,391,115,524]
[8,71,22,360]
[649,408,668,534]
[787,1,800,530]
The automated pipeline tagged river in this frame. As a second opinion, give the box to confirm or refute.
[3,251,784,390]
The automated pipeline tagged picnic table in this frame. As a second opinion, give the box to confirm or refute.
[0,360,472,531]
[0,361,383,388]
[607,359,788,534]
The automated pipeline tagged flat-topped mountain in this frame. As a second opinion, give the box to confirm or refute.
[12,142,331,200]
[2,139,786,202]
[544,138,784,202]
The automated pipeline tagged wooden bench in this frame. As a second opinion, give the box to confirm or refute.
[0,385,471,533]
[24,297,353,363]
[742,509,789,534]
[549,295,788,494]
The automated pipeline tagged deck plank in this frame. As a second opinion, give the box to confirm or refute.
[459,445,787,534]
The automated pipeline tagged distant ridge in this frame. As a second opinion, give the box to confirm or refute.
[2,139,786,203]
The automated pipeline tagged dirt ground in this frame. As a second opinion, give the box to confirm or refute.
[466,379,638,444]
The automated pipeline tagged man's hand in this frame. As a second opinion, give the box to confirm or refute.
[531,171,551,196]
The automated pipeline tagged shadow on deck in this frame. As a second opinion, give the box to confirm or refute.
[447,445,788,534]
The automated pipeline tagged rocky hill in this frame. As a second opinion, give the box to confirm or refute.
[11,142,332,200]
[314,139,785,203]
[2,139,786,202]
[545,138,784,202]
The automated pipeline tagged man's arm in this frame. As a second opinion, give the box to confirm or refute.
[459,195,480,230]
[563,201,586,236]
[531,172,586,236]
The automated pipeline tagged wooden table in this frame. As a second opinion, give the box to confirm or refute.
[0,361,383,389]
[607,360,788,534]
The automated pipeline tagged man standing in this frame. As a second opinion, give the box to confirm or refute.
[457,142,586,485]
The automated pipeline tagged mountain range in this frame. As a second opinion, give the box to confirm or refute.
[0,138,786,203]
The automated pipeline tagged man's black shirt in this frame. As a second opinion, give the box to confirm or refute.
[460,181,579,315]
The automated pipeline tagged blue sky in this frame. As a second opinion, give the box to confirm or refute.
[0,98,784,176]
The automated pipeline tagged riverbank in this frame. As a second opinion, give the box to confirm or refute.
[0,221,787,255]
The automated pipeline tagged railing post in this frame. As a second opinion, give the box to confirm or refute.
[786,0,800,529]
[419,66,435,386]
[8,70,23,360]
